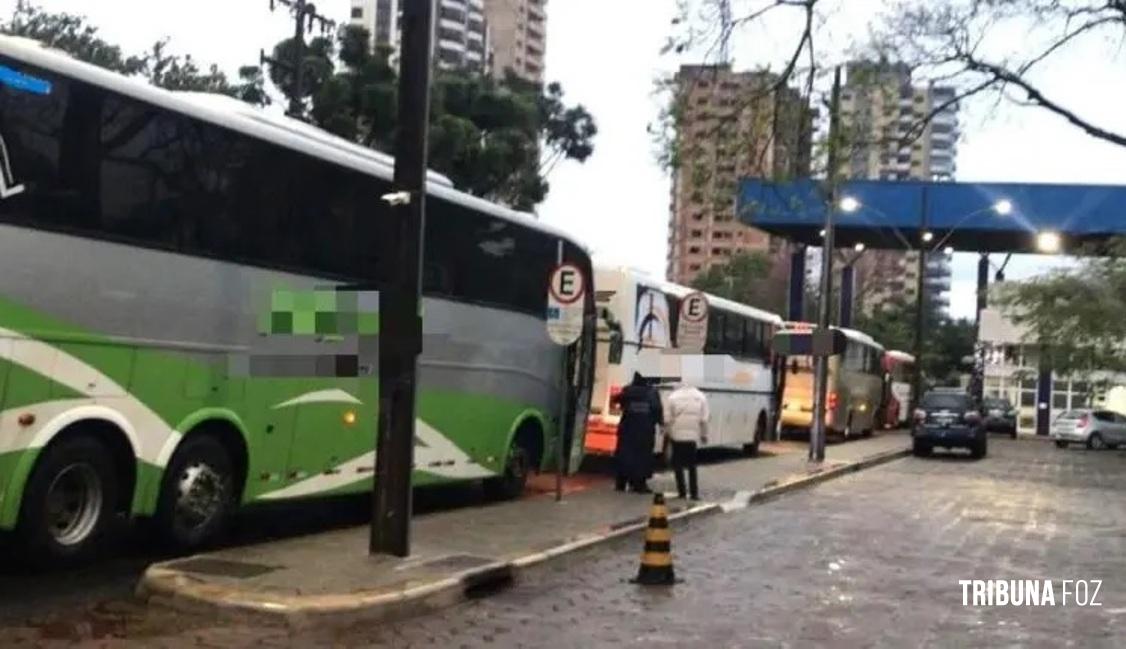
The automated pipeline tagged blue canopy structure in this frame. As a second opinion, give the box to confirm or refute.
[738,178,1126,253]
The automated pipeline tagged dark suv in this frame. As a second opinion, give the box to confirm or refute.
[982,397,1018,437]
[912,391,987,458]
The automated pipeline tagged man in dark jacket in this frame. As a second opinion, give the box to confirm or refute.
[613,372,664,493]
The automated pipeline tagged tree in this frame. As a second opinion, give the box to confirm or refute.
[690,250,789,314]
[267,24,597,210]
[666,0,1126,154]
[854,297,972,386]
[1,5,269,105]
[996,238,1126,376]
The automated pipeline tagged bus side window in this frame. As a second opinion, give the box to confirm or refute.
[706,312,725,353]
[724,313,743,357]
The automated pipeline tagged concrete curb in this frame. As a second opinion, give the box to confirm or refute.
[137,446,908,628]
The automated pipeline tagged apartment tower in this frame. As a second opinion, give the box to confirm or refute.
[349,0,492,74]
[483,0,547,83]
[666,64,811,290]
[839,61,959,316]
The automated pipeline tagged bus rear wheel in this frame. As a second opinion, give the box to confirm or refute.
[155,435,237,551]
[18,436,119,567]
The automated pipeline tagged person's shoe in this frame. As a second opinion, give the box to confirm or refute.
[689,495,701,501]
[677,493,687,500]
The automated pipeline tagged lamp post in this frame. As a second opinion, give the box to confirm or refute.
[809,66,844,464]
[834,195,1013,411]
[838,242,866,329]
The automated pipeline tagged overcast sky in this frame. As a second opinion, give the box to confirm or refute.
[6,0,1124,319]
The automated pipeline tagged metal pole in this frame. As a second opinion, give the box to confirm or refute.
[555,242,565,502]
[371,0,434,558]
[1036,348,1052,436]
[810,66,842,464]
[971,253,989,403]
[839,264,855,329]
[556,352,566,502]
[911,189,928,412]
[787,245,806,322]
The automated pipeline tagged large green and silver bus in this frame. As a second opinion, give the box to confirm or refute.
[0,36,595,564]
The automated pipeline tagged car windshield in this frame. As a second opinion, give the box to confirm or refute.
[921,393,971,410]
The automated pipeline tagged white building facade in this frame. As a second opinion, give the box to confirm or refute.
[979,296,1126,434]
[349,0,492,74]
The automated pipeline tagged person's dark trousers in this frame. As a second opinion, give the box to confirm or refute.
[671,440,699,500]
[615,474,627,491]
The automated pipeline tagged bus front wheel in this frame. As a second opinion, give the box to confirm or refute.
[18,435,119,567]
[155,435,237,551]
[484,428,537,501]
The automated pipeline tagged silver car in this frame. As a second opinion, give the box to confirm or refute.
[1051,409,1126,449]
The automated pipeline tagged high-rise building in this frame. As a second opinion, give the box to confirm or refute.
[349,0,399,53]
[349,0,492,74]
[839,61,959,316]
[482,0,547,83]
[666,65,812,290]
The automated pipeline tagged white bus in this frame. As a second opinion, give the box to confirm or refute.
[585,267,782,457]
[779,322,886,438]
[883,350,916,427]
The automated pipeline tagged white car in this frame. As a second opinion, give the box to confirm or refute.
[1051,409,1126,449]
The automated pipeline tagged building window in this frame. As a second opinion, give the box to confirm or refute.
[351,7,363,18]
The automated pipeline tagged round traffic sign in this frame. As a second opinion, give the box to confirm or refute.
[548,262,586,305]
[680,291,709,323]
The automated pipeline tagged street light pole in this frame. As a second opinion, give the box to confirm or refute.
[371,0,435,558]
[810,65,843,464]
[911,189,929,414]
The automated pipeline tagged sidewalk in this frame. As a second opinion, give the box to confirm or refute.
[138,433,908,627]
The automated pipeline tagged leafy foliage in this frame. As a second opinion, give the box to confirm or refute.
[996,238,1126,375]
[271,25,597,210]
[1,4,269,105]
[854,297,974,386]
[690,251,789,314]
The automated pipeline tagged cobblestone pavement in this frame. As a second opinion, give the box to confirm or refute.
[7,437,1126,647]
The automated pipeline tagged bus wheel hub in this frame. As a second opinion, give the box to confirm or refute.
[177,463,225,525]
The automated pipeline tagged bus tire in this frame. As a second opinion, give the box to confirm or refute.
[743,414,765,457]
[154,435,237,551]
[484,427,536,501]
[17,435,119,567]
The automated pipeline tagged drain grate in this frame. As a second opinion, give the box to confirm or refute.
[167,557,280,579]
[410,554,495,572]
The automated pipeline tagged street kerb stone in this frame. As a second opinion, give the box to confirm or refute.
[136,439,909,629]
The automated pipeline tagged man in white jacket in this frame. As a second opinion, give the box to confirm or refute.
[664,382,710,500]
